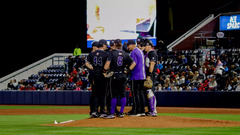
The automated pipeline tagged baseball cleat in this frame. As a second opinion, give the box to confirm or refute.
[117,113,124,118]
[104,114,115,119]
[147,112,157,117]
[90,112,99,118]
[99,113,107,118]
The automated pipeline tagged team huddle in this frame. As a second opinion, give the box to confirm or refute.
[85,37,158,119]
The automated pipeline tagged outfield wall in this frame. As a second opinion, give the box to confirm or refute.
[0,91,239,108]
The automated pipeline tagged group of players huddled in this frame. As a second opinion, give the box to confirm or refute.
[85,37,157,119]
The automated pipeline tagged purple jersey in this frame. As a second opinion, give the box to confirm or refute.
[130,48,146,80]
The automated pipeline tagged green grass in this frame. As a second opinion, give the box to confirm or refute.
[160,113,240,121]
[0,106,240,135]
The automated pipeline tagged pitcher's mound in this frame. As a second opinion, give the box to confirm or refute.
[48,116,240,128]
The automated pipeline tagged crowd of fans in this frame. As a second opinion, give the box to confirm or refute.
[155,51,240,91]
[6,49,240,91]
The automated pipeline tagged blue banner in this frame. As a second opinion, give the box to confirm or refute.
[219,14,240,31]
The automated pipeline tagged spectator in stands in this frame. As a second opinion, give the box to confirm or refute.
[39,74,45,82]
[157,76,165,86]
[215,59,225,90]
[206,65,215,77]
[43,75,49,84]
[170,72,176,83]
[236,82,240,91]
[234,63,240,74]
[184,65,192,72]
[12,79,18,90]
[7,80,13,90]
[213,38,221,58]
[19,84,26,90]
[208,76,217,91]
[73,45,82,56]
[220,53,228,65]
[68,73,78,84]
[76,79,83,88]
[209,58,215,66]
[179,74,185,87]
[191,64,198,73]
[26,84,36,90]
[156,61,163,72]
[43,83,49,90]
[231,77,239,90]
[74,55,82,69]
[198,83,205,91]
[51,84,59,91]
[157,84,163,91]
[181,55,187,63]
[176,55,182,64]
[74,84,81,91]
[191,84,198,91]
[191,71,199,82]
[158,40,168,55]
[223,65,229,72]
[67,55,75,74]
[70,68,78,76]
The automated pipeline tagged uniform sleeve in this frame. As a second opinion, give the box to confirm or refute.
[125,53,134,65]
[107,52,113,62]
[130,51,138,64]
[148,51,158,62]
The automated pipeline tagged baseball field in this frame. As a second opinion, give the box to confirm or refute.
[0,105,240,135]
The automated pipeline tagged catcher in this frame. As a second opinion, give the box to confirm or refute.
[103,39,136,119]
[143,39,158,117]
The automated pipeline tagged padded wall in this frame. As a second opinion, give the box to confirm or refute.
[0,91,239,108]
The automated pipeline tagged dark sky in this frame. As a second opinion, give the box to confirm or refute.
[1,0,239,78]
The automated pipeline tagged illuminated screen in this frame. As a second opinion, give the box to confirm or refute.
[87,0,156,48]
[219,14,240,31]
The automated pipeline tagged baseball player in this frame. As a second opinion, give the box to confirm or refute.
[105,39,120,116]
[143,39,158,117]
[88,41,98,116]
[86,41,109,118]
[127,39,146,116]
[104,39,136,119]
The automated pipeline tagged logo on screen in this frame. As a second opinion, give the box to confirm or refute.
[227,16,240,30]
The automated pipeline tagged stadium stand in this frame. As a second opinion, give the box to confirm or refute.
[4,48,240,92]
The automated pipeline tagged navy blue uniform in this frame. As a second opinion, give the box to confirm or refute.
[87,49,109,114]
[107,49,134,115]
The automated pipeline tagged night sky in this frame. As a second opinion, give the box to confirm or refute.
[1,0,239,78]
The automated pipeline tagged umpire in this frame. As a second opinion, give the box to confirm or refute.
[104,39,136,119]
[85,41,109,118]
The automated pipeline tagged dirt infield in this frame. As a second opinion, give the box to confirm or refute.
[1,106,240,115]
[49,116,240,128]
[1,106,240,128]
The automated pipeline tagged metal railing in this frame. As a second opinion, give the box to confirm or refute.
[167,14,216,51]
[0,53,88,89]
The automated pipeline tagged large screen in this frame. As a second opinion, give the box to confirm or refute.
[219,14,240,31]
[87,0,156,48]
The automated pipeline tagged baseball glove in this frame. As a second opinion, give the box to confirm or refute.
[103,71,114,78]
[144,78,153,89]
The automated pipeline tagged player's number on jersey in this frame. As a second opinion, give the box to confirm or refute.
[93,56,102,66]
[117,56,123,66]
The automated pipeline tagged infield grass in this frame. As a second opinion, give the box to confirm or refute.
[0,106,240,135]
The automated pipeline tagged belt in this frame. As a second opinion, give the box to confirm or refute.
[114,71,123,74]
